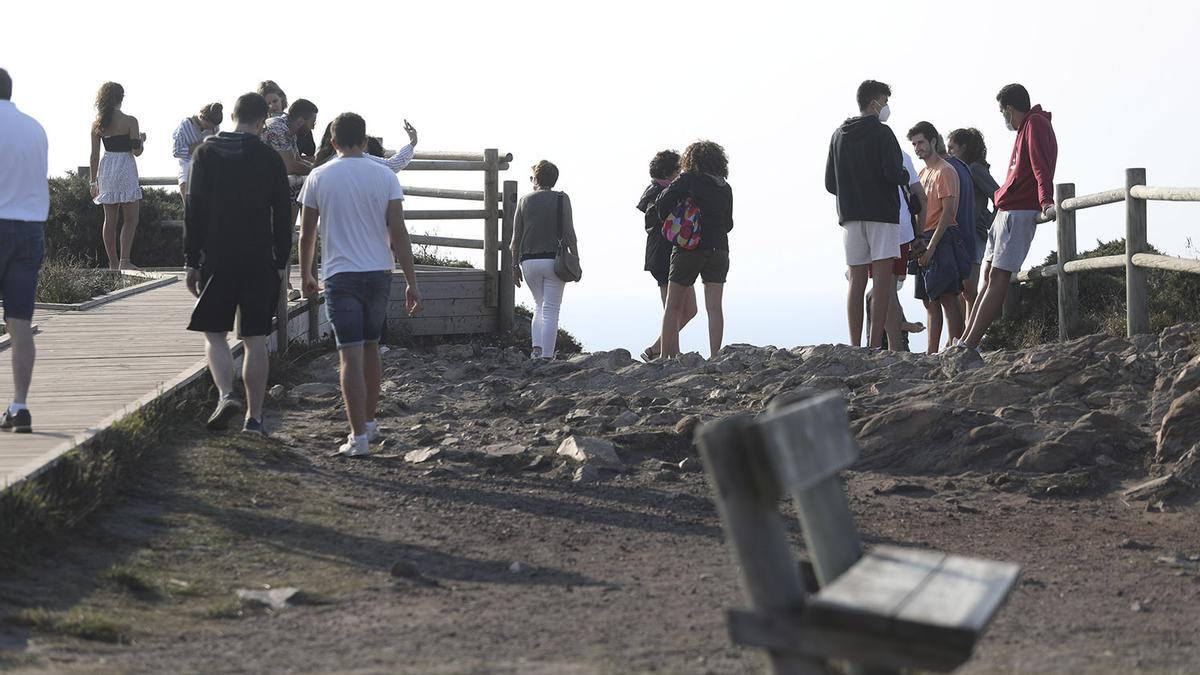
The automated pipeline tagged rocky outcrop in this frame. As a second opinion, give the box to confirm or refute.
[292,323,1200,492]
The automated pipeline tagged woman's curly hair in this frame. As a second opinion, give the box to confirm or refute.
[948,127,988,167]
[649,149,680,180]
[680,140,728,178]
[93,81,124,134]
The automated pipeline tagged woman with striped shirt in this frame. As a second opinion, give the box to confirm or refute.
[172,102,223,205]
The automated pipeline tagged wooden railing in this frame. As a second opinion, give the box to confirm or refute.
[86,147,517,350]
[1013,168,1200,340]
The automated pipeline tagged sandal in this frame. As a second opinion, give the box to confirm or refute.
[902,321,926,334]
[640,346,660,362]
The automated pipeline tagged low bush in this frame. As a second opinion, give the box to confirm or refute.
[35,257,148,304]
[985,238,1200,350]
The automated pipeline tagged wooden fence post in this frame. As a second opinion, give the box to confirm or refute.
[483,149,500,310]
[498,179,518,334]
[1055,183,1078,341]
[1126,168,1149,336]
[697,416,828,675]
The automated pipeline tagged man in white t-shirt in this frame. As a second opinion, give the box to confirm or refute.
[299,112,422,457]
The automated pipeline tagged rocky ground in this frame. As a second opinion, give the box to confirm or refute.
[1,325,1199,673]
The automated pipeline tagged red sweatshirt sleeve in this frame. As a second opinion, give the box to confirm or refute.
[1027,115,1058,210]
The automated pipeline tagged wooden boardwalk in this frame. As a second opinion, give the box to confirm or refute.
[0,275,211,490]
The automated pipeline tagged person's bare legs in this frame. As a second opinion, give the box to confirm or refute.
[203,332,235,399]
[964,261,991,336]
[964,266,1012,349]
[118,201,140,269]
[963,263,981,317]
[647,284,697,357]
[339,344,368,437]
[939,294,966,345]
[846,264,869,347]
[926,300,944,355]
[101,204,120,269]
[364,340,382,424]
[660,282,689,359]
[242,335,269,421]
[884,285,905,349]
[7,319,35,405]
[703,282,725,359]
[868,259,893,349]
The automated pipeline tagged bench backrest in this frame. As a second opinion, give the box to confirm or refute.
[758,390,864,587]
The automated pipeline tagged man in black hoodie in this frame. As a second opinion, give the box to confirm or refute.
[184,92,293,436]
[826,79,909,349]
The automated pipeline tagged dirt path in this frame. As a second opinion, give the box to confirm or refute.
[2,341,1199,674]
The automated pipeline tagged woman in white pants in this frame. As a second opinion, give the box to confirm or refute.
[510,160,578,359]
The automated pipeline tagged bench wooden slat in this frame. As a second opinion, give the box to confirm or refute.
[758,390,858,493]
[893,549,1021,641]
[808,546,1019,650]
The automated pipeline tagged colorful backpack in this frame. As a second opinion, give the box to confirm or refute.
[662,197,702,250]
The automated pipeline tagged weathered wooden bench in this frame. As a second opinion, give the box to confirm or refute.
[697,391,1020,674]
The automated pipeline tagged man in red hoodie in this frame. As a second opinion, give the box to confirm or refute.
[960,83,1057,354]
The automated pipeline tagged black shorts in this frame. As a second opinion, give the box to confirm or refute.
[187,265,281,337]
[669,247,729,286]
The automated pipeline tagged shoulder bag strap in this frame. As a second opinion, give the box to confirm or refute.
[556,192,564,242]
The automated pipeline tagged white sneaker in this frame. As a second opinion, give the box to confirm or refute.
[366,421,381,442]
[338,434,371,457]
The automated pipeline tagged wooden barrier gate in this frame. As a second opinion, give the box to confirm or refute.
[95,148,518,351]
[1012,168,1200,340]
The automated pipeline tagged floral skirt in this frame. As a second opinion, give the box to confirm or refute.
[94,152,143,204]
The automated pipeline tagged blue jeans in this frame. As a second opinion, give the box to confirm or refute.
[324,271,392,349]
[0,220,45,321]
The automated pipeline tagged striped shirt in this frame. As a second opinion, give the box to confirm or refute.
[172,117,206,161]
[371,143,414,172]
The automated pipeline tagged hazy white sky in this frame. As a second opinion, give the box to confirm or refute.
[5,0,1198,353]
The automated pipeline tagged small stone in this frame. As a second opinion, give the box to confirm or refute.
[236,587,300,610]
[533,396,575,416]
[405,447,443,464]
[287,382,340,402]
[653,470,679,483]
[674,415,701,437]
[565,408,593,424]
[678,457,703,473]
[573,465,603,483]
[268,384,286,400]
[1131,600,1149,613]
[556,435,623,469]
[482,443,527,457]
[391,561,420,578]
[1118,538,1155,551]
[508,561,526,574]
[613,410,640,428]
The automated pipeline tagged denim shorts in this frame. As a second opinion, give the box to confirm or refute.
[0,220,46,322]
[324,271,392,349]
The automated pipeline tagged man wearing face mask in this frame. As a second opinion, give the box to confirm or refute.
[957,83,1057,357]
[825,79,909,349]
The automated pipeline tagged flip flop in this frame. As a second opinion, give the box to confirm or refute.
[641,347,659,362]
[903,322,926,334]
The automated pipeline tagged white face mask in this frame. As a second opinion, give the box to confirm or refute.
[878,103,891,123]
[1003,110,1015,131]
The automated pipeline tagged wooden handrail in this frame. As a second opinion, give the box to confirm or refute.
[401,186,486,201]
[404,209,498,220]
[1061,189,1125,212]
[413,151,512,163]
[410,234,485,250]
[1063,255,1124,273]
[1129,185,1200,202]
[1132,253,1200,274]
[403,160,511,171]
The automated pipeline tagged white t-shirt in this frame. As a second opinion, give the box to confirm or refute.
[299,156,404,280]
[896,151,919,246]
[0,101,50,222]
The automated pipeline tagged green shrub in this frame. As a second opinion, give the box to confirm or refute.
[46,170,184,268]
[35,257,148,304]
[984,238,1200,350]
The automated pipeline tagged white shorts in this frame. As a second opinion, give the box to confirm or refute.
[984,210,1039,272]
[178,158,189,186]
[842,220,900,266]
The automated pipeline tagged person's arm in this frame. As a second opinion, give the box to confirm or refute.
[172,121,189,160]
[1028,116,1057,214]
[299,205,320,297]
[919,175,958,265]
[89,130,100,198]
[278,148,312,175]
[561,194,578,256]
[909,180,928,237]
[183,151,208,296]
[271,155,294,270]
[727,187,733,233]
[969,163,1000,207]
[376,143,414,172]
[825,135,838,195]
[880,130,907,185]
[129,117,144,157]
[386,199,422,316]
[654,174,690,221]
[510,197,524,287]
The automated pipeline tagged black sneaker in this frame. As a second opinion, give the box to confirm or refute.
[242,417,268,438]
[206,397,244,431]
[0,408,31,433]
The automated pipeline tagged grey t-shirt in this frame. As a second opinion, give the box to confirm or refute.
[512,190,577,260]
